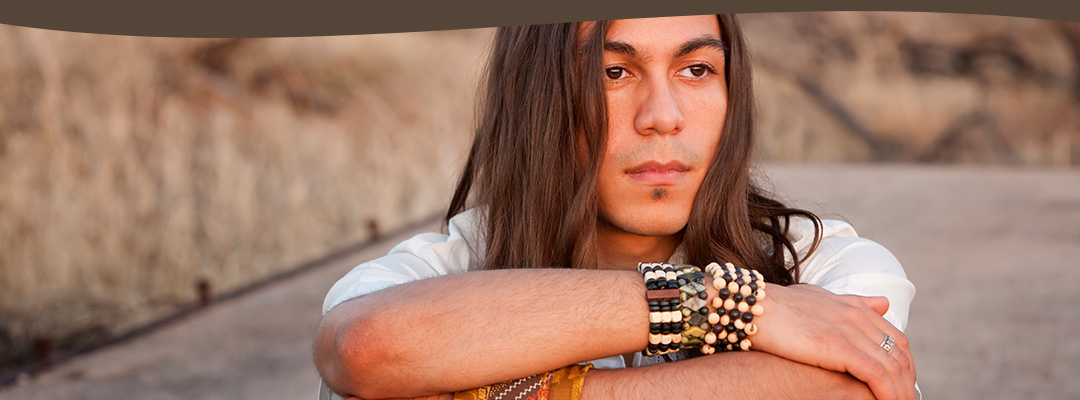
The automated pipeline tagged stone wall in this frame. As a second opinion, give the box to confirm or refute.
[746,12,1080,165]
[0,28,489,372]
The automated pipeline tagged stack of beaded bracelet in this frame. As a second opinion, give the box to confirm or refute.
[638,262,683,356]
[702,262,766,353]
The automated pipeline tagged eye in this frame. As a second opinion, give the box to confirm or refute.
[605,66,627,80]
[678,63,714,78]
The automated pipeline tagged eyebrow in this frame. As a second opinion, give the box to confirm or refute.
[674,36,728,59]
[603,41,639,59]
[603,35,729,61]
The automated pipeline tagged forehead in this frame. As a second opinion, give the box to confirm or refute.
[605,15,722,52]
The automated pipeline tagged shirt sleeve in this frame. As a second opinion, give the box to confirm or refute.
[792,219,916,332]
[321,210,482,315]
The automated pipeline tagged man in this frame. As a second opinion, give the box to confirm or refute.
[314,15,917,400]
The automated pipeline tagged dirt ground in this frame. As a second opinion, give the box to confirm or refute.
[1,163,1077,400]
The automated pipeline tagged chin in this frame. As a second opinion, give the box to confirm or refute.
[603,204,691,237]
[631,223,686,237]
[597,180,699,237]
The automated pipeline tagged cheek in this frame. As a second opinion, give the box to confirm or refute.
[595,154,621,205]
[684,90,728,150]
[605,90,636,135]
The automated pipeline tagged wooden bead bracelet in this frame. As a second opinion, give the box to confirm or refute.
[703,262,765,353]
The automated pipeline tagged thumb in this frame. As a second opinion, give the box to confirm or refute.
[858,295,890,316]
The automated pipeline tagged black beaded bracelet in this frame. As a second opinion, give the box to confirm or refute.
[639,262,681,356]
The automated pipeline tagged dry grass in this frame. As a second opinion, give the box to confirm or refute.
[0,26,492,367]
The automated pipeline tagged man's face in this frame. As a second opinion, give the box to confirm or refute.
[596,15,728,238]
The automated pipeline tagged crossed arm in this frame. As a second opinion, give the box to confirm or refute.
[333,352,873,400]
[313,268,915,400]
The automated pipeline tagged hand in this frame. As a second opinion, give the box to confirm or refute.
[750,284,916,400]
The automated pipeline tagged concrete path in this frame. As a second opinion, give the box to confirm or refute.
[1,164,1078,399]
[766,164,1080,400]
[0,235,397,400]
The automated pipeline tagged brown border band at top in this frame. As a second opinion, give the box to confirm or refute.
[0,0,1079,38]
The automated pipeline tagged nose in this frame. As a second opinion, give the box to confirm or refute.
[634,78,684,136]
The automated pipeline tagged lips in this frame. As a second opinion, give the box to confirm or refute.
[626,161,690,185]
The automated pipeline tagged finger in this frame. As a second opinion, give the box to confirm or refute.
[883,330,915,394]
[888,332,917,399]
[833,302,908,400]
[819,318,900,400]
[836,301,889,347]
[859,305,915,380]
[820,296,905,393]
[869,335,913,400]
[875,336,911,400]
[843,339,900,400]
[854,306,916,399]
[846,295,914,399]
[854,295,890,316]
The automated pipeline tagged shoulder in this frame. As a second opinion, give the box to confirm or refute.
[786,216,916,331]
[321,209,485,314]
[786,216,907,285]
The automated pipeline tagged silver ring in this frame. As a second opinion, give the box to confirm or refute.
[880,334,895,354]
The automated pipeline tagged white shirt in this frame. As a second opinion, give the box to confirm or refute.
[325,208,914,328]
[320,208,917,397]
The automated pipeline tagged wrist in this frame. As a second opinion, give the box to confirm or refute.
[741,283,787,354]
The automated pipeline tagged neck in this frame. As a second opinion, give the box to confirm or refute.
[595,221,683,270]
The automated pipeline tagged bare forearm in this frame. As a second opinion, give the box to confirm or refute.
[582,352,873,400]
[352,352,873,400]
[315,269,650,399]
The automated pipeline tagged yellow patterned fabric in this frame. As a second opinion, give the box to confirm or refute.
[548,364,593,400]
[452,364,593,400]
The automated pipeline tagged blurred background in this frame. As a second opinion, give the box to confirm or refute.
[0,28,486,368]
[0,11,1077,399]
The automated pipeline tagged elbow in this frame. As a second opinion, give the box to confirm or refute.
[313,302,396,399]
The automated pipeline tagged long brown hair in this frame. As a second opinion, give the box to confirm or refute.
[446,15,822,285]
